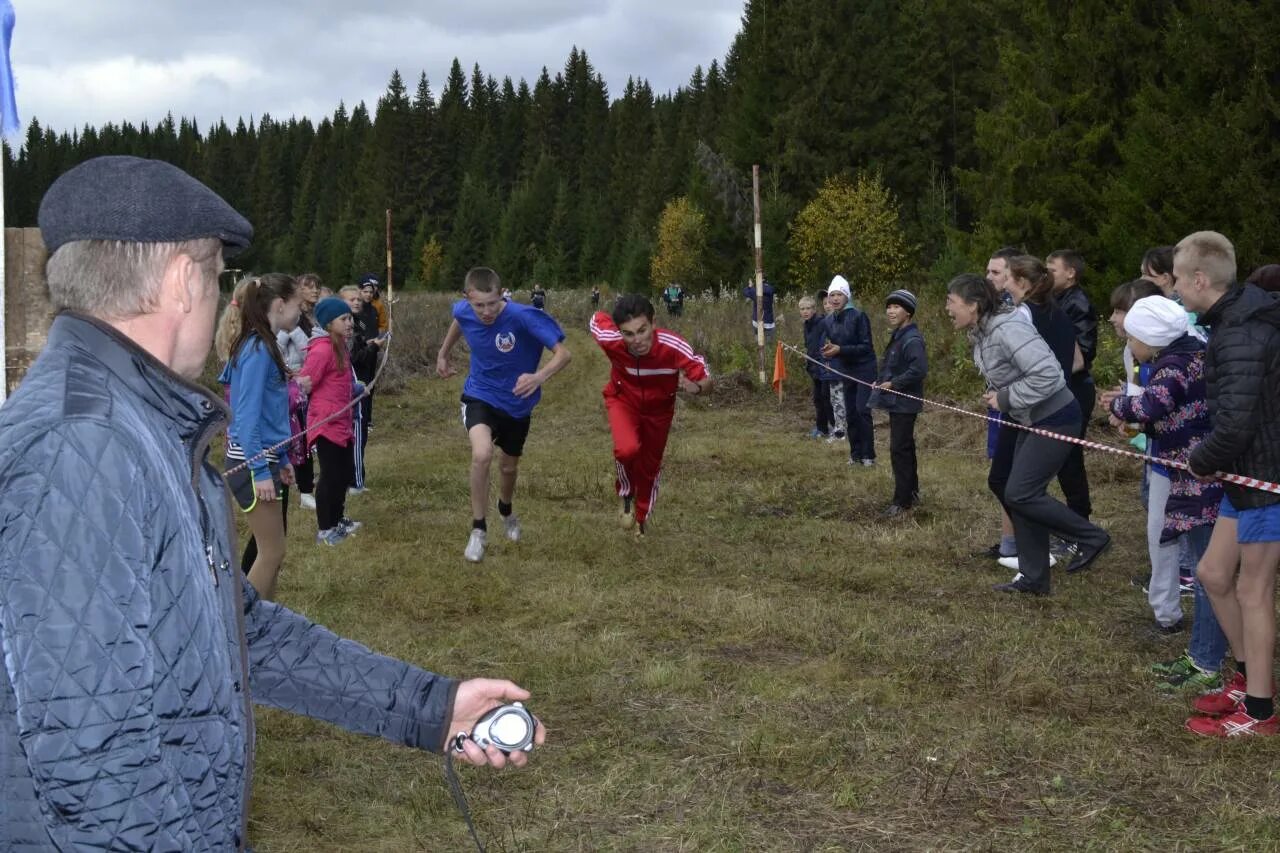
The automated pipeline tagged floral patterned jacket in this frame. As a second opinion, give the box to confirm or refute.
[1110,334,1222,541]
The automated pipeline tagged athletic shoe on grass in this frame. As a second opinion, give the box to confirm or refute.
[503,514,522,542]
[1191,671,1247,717]
[464,529,487,563]
[316,528,347,546]
[1186,704,1278,737]
[1152,654,1221,692]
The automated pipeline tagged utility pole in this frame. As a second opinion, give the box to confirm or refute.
[752,164,766,384]
[385,208,395,303]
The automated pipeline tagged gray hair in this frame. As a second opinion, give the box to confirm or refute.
[45,238,222,319]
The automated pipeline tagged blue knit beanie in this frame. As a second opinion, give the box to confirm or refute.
[314,296,351,330]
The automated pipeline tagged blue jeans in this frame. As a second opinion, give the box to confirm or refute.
[1185,524,1228,673]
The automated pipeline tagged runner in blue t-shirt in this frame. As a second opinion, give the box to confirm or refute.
[436,266,572,562]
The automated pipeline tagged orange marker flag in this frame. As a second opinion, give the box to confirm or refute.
[771,340,786,400]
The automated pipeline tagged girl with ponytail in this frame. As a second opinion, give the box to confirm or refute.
[221,273,302,600]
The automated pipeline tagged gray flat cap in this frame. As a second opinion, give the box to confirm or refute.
[37,155,253,256]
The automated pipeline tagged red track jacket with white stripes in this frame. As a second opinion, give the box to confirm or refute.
[589,311,709,410]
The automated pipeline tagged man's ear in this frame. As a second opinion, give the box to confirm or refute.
[164,251,201,314]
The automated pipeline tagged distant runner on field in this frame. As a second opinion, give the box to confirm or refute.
[437,267,572,562]
[590,294,711,536]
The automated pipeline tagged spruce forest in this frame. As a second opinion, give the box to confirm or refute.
[5,0,1278,303]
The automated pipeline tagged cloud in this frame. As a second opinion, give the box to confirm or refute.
[12,1,744,134]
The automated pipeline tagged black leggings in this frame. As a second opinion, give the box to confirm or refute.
[315,437,354,531]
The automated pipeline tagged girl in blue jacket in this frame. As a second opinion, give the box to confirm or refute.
[223,273,303,599]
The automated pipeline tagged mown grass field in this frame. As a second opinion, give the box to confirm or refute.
[244,293,1279,851]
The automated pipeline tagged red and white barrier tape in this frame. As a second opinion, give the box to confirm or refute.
[782,342,1280,496]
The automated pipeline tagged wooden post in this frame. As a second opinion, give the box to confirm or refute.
[4,227,51,395]
[752,164,765,384]
[385,208,394,303]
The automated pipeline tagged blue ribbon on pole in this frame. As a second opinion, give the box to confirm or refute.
[0,0,18,136]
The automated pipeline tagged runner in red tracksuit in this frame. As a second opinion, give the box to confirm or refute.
[591,294,712,534]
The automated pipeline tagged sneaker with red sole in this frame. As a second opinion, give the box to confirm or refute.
[1186,703,1279,737]
[1191,671,1247,717]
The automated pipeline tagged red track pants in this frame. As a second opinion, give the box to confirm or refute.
[605,395,674,525]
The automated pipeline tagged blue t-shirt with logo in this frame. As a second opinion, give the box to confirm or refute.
[453,299,566,419]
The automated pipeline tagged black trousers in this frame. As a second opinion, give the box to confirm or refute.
[888,412,919,507]
[1056,376,1094,520]
[315,437,353,531]
[295,453,314,495]
[1004,423,1109,593]
[810,377,833,434]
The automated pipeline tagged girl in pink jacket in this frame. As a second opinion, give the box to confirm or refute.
[300,297,364,545]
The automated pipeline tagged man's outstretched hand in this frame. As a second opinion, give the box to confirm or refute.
[448,679,546,768]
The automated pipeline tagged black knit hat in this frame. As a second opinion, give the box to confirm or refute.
[37,155,253,256]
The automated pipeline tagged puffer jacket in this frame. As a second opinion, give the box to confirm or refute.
[824,305,877,381]
[1188,284,1280,509]
[1,314,456,851]
[972,309,1075,426]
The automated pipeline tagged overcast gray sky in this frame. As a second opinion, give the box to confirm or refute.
[13,0,744,135]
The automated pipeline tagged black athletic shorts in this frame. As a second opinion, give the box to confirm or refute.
[461,395,532,457]
[224,461,284,512]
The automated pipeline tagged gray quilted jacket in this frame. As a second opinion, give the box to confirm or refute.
[1,314,457,851]
[971,309,1076,426]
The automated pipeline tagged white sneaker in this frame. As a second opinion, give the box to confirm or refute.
[997,554,1058,571]
[299,492,316,510]
[338,517,362,536]
[348,486,366,497]
[503,514,521,542]
[464,529,487,562]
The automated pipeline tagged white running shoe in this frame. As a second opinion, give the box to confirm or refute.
[299,492,316,510]
[464,529,487,562]
[503,514,521,542]
[997,554,1058,571]
[338,517,362,536]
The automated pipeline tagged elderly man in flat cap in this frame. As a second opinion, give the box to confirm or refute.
[0,156,543,851]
